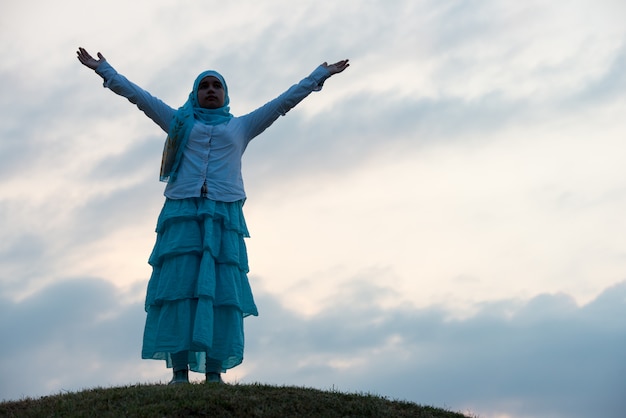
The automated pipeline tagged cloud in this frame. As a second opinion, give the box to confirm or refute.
[2,276,623,418]
[241,88,535,200]
[568,41,626,106]
[0,230,47,292]
[243,279,626,418]
[0,278,147,399]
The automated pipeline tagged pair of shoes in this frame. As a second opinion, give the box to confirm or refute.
[168,369,189,385]
[206,372,224,384]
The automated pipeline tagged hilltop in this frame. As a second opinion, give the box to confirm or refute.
[0,382,472,417]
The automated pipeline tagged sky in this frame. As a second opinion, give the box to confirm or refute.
[1,0,625,417]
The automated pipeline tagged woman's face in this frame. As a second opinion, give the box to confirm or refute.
[197,76,226,109]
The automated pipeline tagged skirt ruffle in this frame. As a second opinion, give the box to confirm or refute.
[141,197,258,373]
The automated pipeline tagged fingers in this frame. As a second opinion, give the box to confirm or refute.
[332,59,349,68]
[76,47,103,61]
[328,59,350,74]
[76,47,91,63]
[76,47,104,69]
[77,47,90,57]
[321,59,350,75]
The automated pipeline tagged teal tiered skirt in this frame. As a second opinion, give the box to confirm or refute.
[141,197,258,373]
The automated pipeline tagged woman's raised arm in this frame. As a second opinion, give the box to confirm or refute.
[75,46,175,132]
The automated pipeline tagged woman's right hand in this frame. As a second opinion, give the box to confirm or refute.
[76,47,106,70]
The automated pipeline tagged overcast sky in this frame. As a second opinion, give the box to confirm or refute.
[1,1,625,417]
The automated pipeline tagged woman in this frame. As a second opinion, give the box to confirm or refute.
[76,47,349,384]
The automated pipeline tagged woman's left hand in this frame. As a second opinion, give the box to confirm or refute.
[322,59,350,75]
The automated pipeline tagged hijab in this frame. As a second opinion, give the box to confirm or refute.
[159,70,233,182]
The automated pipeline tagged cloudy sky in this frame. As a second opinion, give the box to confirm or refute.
[1,0,625,416]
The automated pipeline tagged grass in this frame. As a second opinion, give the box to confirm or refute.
[0,382,473,417]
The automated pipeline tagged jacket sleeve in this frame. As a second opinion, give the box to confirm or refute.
[95,62,176,133]
[239,66,331,141]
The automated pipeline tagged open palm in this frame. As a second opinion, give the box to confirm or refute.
[76,47,106,70]
[322,59,350,75]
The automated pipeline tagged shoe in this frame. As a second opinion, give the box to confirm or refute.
[168,369,189,385]
[206,372,224,384]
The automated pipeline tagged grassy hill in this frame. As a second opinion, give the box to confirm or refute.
[0,383,472,417]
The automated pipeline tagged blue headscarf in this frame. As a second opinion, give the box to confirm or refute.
[159,70,233,182]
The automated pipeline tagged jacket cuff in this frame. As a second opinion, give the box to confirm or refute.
[309,66,331,91]
[94,61,117,88]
